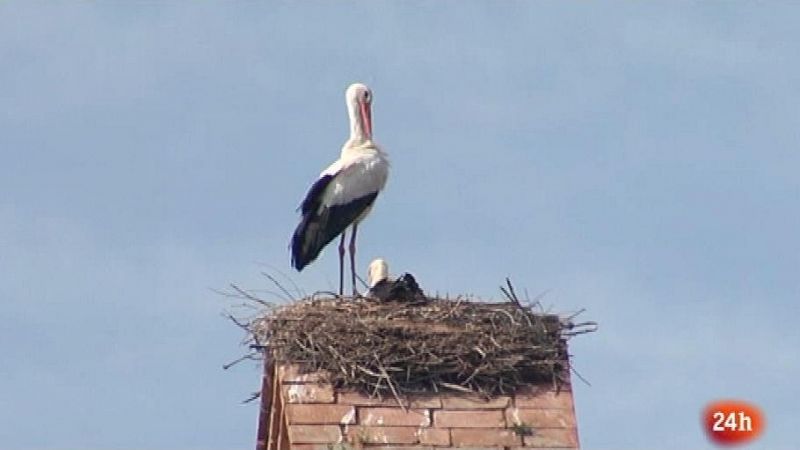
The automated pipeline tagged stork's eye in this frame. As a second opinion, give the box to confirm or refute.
[364,91,371,102]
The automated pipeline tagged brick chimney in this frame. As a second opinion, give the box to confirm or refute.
[256,363,579,450]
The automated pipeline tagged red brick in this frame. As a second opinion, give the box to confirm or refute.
[289,445,343,450]
[279,364,328,384]
[450,428,522,447]
[523,428,579,447]
[514,387,574,409]
[418,428,450,446]
[287,404,356,424]
[346,426,421,445]
[441,394,511,409]
[338,391,442,408]
[358,447,433,450]
[506,408,576,428]
[449,448,520,450]
[282,383,335,403]
[287,425,342,443]
[433,410,505,428]
[511,448,578,450]
[360,407,431,427]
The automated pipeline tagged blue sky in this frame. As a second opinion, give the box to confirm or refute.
[1,3,798,449]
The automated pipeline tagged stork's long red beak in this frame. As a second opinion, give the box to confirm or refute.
[360,101,372,139]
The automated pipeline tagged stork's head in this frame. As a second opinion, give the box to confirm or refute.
[346,82,373,140]
[367,258,389,288]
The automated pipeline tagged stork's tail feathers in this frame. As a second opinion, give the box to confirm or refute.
[291,211,337,271]
[290,214,315,271]
[291,192,379,272]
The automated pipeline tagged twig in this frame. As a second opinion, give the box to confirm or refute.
[439,382,475,393]
[231,283,277,305]
[261,271,297,302]
[255,262,306,300]
[570,364,592,387]
[375,355,407,412]
[223,353,258,370]
[565,308,586,321]
[242,391,261,404]
[225,313,251,332]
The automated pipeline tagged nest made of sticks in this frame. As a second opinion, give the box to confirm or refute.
[244,281,596,400]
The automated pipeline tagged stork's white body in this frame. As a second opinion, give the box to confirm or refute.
[318,143,389,220]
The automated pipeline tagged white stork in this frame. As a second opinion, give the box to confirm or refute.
[366,258,425,303]
[291,83,389,296]
[367,258,391,290]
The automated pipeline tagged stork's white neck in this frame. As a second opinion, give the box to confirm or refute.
[347,99,371,143]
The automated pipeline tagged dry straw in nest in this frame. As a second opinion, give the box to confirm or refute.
[244,280,596,401]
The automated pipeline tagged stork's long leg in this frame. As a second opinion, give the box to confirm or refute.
[349,223,359,297]
[338,231,346,296]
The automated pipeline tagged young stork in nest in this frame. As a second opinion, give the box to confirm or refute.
[291,83,390,296]
[366,258,426,303]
